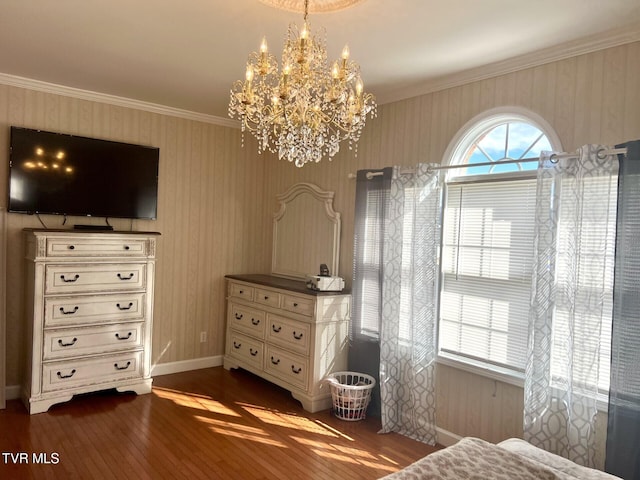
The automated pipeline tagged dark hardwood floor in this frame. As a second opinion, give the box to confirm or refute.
[0,367,439,479]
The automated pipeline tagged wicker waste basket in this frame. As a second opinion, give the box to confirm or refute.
[324,371,375,421]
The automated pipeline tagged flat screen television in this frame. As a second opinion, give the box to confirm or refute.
[8,127,159,220]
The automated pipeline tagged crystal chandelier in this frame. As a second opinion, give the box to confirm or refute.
[228,0,376,168]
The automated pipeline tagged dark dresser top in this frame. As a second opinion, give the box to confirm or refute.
[225,273,350,296]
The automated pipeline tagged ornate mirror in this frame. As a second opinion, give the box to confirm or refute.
[272,183,340,280]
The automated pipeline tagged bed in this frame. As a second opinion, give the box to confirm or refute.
[380,437,621,479]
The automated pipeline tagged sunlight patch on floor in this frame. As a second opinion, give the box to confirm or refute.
[378,454,401,466]
[292,436,377,461]
[153,387,241,417]
[194,415,287,447]
[239,403,340,437]
[309,448,399,472]
[313,419,356,440]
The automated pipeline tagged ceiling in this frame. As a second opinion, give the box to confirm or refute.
[0,0,639,121]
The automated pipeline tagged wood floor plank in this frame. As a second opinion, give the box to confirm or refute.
[0,367,439,479]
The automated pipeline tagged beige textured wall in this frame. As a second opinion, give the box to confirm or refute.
[260,41,640,454]
[0,87,273,386]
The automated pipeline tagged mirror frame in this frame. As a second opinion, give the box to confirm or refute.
[272,183,341,280]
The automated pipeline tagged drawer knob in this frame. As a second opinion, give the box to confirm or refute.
[68,245,75,250]
[60,274,80,283]
[272,325,282,333]
[234,313,243,320]
[264,296,269,300]
[58,337,78,347]
[57,369,76,379]
[250,348,259,357]
[59,306,79,315]
[115,332,133,341]
[251,318,260,326]
[117,273,135,281]
[124,245,130,250]
[116,302,134,311]
[293,303,298,307]
[233,341,242,349]
[270,356,280,365]
[293,331,304,340]
[239,290,244,294]
[291,365,302,374]
[114,361,132,371]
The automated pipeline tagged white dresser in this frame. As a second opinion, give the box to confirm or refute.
[22,229,159,414]
[223,274,350,412]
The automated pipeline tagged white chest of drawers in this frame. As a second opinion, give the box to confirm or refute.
[22,229,159,414]
[223,274,350,413]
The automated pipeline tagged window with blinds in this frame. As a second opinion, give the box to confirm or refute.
[439,178,537,371]
[439,172,616,391]
[351,170,390,341]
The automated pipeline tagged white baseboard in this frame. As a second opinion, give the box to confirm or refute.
[150,355,223,376]
[3,356,223,405]
[436,426,463,447]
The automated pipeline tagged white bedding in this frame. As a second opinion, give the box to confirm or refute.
[380,437,621,480]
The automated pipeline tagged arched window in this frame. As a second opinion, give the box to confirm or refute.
[445,107,562,176]
[438,108,561,377]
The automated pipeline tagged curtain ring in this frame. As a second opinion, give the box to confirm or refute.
[549,153,559,164]
[596,147,608,159]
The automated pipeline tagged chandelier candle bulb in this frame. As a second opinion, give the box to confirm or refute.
[259,37,269,74]
[342,44,350,60]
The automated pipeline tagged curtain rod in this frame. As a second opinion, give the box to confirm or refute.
[347,147,627,179]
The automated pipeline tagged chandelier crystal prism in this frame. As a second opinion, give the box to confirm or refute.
[228,0,376,168]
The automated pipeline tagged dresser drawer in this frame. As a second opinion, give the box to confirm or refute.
[265,346,308,390]
[43,323,144,360]
[267,314,310,355]
[254,288,280,308]
[227,331,264,370]
[281,294,315,317]
[46,237,149,258]
[41,351,143,393]
[45,263,146,294]
[44,293,145,327]
[229,282,254,302]
[228,303,266,338]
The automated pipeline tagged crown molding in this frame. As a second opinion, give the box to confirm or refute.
[0,72,239,129]
[378,22,640,106]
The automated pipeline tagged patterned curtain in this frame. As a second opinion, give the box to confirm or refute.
[524,145,617,467]
[379,164,442,444]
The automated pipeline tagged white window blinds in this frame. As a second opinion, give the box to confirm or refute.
[550,173,616,394]
[439,178,537,371]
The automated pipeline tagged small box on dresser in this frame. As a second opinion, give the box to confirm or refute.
[22,229,159,414]
[224,274,350,413]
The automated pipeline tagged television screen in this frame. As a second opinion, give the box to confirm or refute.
[8,127,159,220]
